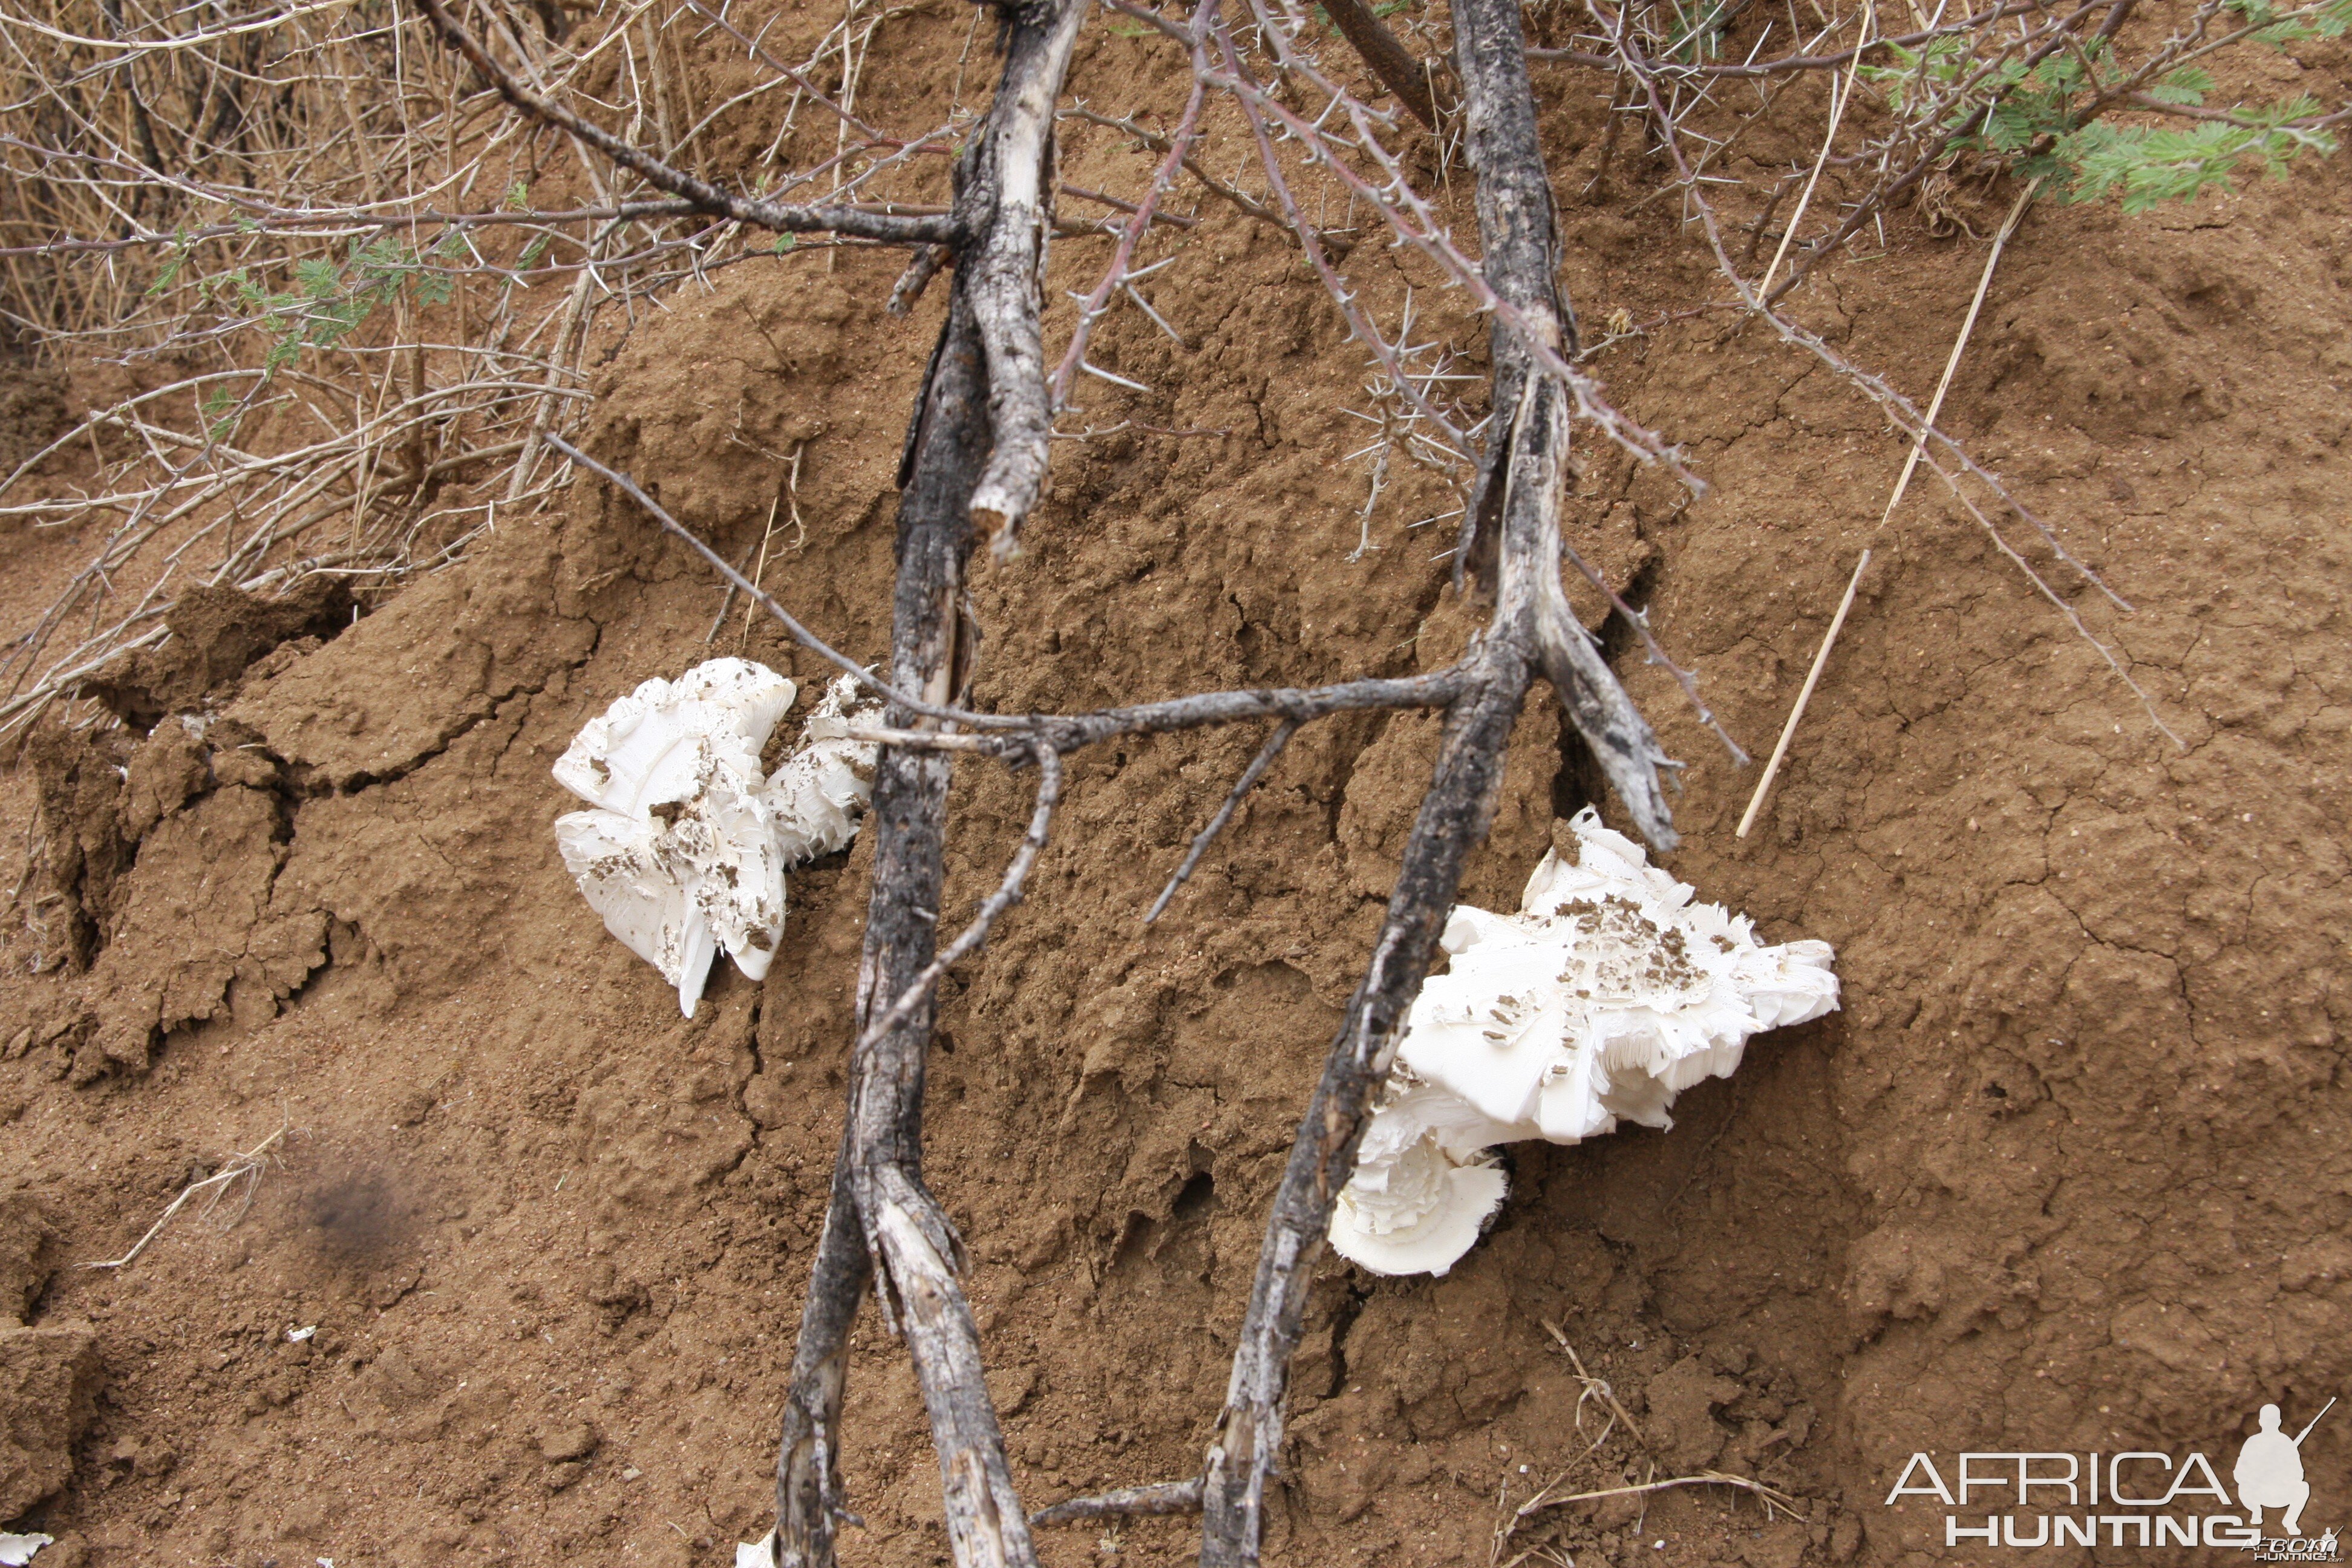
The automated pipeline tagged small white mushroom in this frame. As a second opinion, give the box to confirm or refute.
[1329,1068,1514,1276]
[553,659,795,1018]
[1330,807,1840,1278]
[764,672,883,861]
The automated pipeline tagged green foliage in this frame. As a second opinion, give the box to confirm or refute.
[2226,0,2352,45]
[200,385,240,444]
[145,231,194,298]
[2064,97,2335,210]
[1862,21,2342,212]
[197,230,470,377]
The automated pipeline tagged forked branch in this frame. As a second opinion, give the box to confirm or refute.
[1199,0,1675,1560]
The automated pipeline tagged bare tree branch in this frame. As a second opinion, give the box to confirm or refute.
[1033,1477,1207,1526]
[766,272,1030,1565]
[1200,2,1678,1559]
[1199,656,1529,1565]
[412,0,961,245]
[1319,0,1446,128]
[962,0,1092,554]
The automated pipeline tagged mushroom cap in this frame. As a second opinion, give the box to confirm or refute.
[765,673,882,863]
[553,659,797,1016]
[1328,1130,1508,1278]
[555,808,697,999]
[554,658,795,816]
[1334,808,1840,1277]
[554,740,787,1015]
[1396,807,1838,1144]
[1327,1073,1514,1277]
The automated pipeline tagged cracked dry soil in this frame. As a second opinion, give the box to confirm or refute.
[1,9,2349,1566]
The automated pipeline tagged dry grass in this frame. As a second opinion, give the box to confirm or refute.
[0,0,933,743]
[82,1119,289,1270]
[1472,1321,1809,1567]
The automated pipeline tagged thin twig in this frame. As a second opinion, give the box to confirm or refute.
[1515,1471,1802,1523]
[412,0,959,244]
[1877,180,2039,534]
[1734,547,1869,838]
[1147,719,1297,921]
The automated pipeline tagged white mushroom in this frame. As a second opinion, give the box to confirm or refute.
[1330,807,1839,1277]
[554,661,890,1019]
[1330,1070,1513,1276]
[0,1534,56,1567]
[553,659,795,1018]
[763,672,883,861]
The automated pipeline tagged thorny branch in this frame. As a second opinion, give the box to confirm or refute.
[414,0,962,245]
[1592,0,2187,745]
[1048,4,1213,413]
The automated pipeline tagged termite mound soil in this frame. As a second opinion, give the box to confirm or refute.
[2,9,2349,1567]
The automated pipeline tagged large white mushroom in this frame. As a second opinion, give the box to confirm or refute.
[552,659,880,1018]
[1330,808,1840,1277]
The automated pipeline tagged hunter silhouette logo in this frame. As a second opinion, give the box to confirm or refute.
[2237,1400,2331,1537]
[1883,1394,2341,1554]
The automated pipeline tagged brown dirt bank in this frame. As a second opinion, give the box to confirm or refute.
[2,8,2349,1567]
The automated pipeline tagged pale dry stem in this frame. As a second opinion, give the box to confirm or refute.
[82,1121,290,1271]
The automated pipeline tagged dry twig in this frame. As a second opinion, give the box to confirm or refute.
[83,1122,289,1271]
